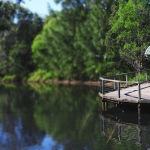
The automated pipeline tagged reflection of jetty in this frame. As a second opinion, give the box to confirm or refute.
[98,69,150,113]
[99,111,150,148]
[100,115,141,146]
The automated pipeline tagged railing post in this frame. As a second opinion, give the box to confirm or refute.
[100,80,102,93]
[138,82,141,101]
[114,76,116,90]
[126,74,128,87]
[136,72,138,82]
[118,82,120,98]
[146,70,148,82]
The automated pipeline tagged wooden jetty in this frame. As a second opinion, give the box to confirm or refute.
[99,82,150,103]
[98,69,150,113]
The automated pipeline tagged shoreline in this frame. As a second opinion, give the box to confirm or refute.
[0,79,100,86]
[49,80,100,86]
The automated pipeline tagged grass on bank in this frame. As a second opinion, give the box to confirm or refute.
[1,70,150,84]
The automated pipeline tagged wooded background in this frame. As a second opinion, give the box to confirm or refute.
[0,0,150,82]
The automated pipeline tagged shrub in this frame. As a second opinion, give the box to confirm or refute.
[27,69,52,82]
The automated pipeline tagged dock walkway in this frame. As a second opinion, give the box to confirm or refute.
[98,69,150,104]
[99,83,150,103]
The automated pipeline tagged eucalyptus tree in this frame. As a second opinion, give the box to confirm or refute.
[32,0,96,80]
[87,0,117,76]
[32,11,76,80]
[32,0,116,80]
[32,1,91,80]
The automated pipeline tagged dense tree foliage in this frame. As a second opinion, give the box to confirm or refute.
[1,0,150,82]
[32,0,114,81]
[106,0,150,71]
[0,0,43,80]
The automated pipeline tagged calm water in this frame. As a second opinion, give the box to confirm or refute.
[0,83,150,150]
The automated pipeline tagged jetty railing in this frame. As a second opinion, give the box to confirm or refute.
[99,69,150,100]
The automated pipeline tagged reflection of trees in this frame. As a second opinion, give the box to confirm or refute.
[0,85,44,149]
[0,84,42,136]
[0,84,104,149]
[1,84,148,150]
[33,85,101,149]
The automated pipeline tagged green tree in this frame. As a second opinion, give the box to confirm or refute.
[32,7,87,80]
[0,4,43,79]
[107,0,150,71]
[0,0,15,31]
[32,0,112,80]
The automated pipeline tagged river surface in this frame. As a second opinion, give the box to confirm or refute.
[0,83,150,150]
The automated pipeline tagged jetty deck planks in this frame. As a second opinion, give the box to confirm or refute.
[99,83,150,103]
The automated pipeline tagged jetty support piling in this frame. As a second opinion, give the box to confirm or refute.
[138,103,141,124]
[104,101,108,111]
[102,100,105,111]
[102,100,108,112]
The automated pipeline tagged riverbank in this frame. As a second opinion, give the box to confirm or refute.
[0,78,100,86]
[45,79,100,86]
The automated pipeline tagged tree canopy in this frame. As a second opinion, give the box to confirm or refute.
[106,0,150,71]
[1,0,150,82]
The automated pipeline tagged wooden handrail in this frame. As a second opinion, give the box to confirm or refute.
[100,69,150,79]
[99,69,150,100]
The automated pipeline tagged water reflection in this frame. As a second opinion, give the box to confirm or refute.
[24,135,64,150]
[0,114,64,150]
[99,105,150,150]
[0,114,42,149]
[0,84,100,150]
[0,114,65,150]
[0,84,150,149]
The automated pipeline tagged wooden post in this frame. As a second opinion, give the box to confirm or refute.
[104,101,108,111]
[118,125,121,141]
[102,80,105,95]
[136,72,138,82]
[126,74,128,87]
[146,70,148,82]
[138,83,141,101]
[100,80,102,94]
[118,82,120,98]
[114,76,116,90]
[138,103,141,124]
[102,101,105,111]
